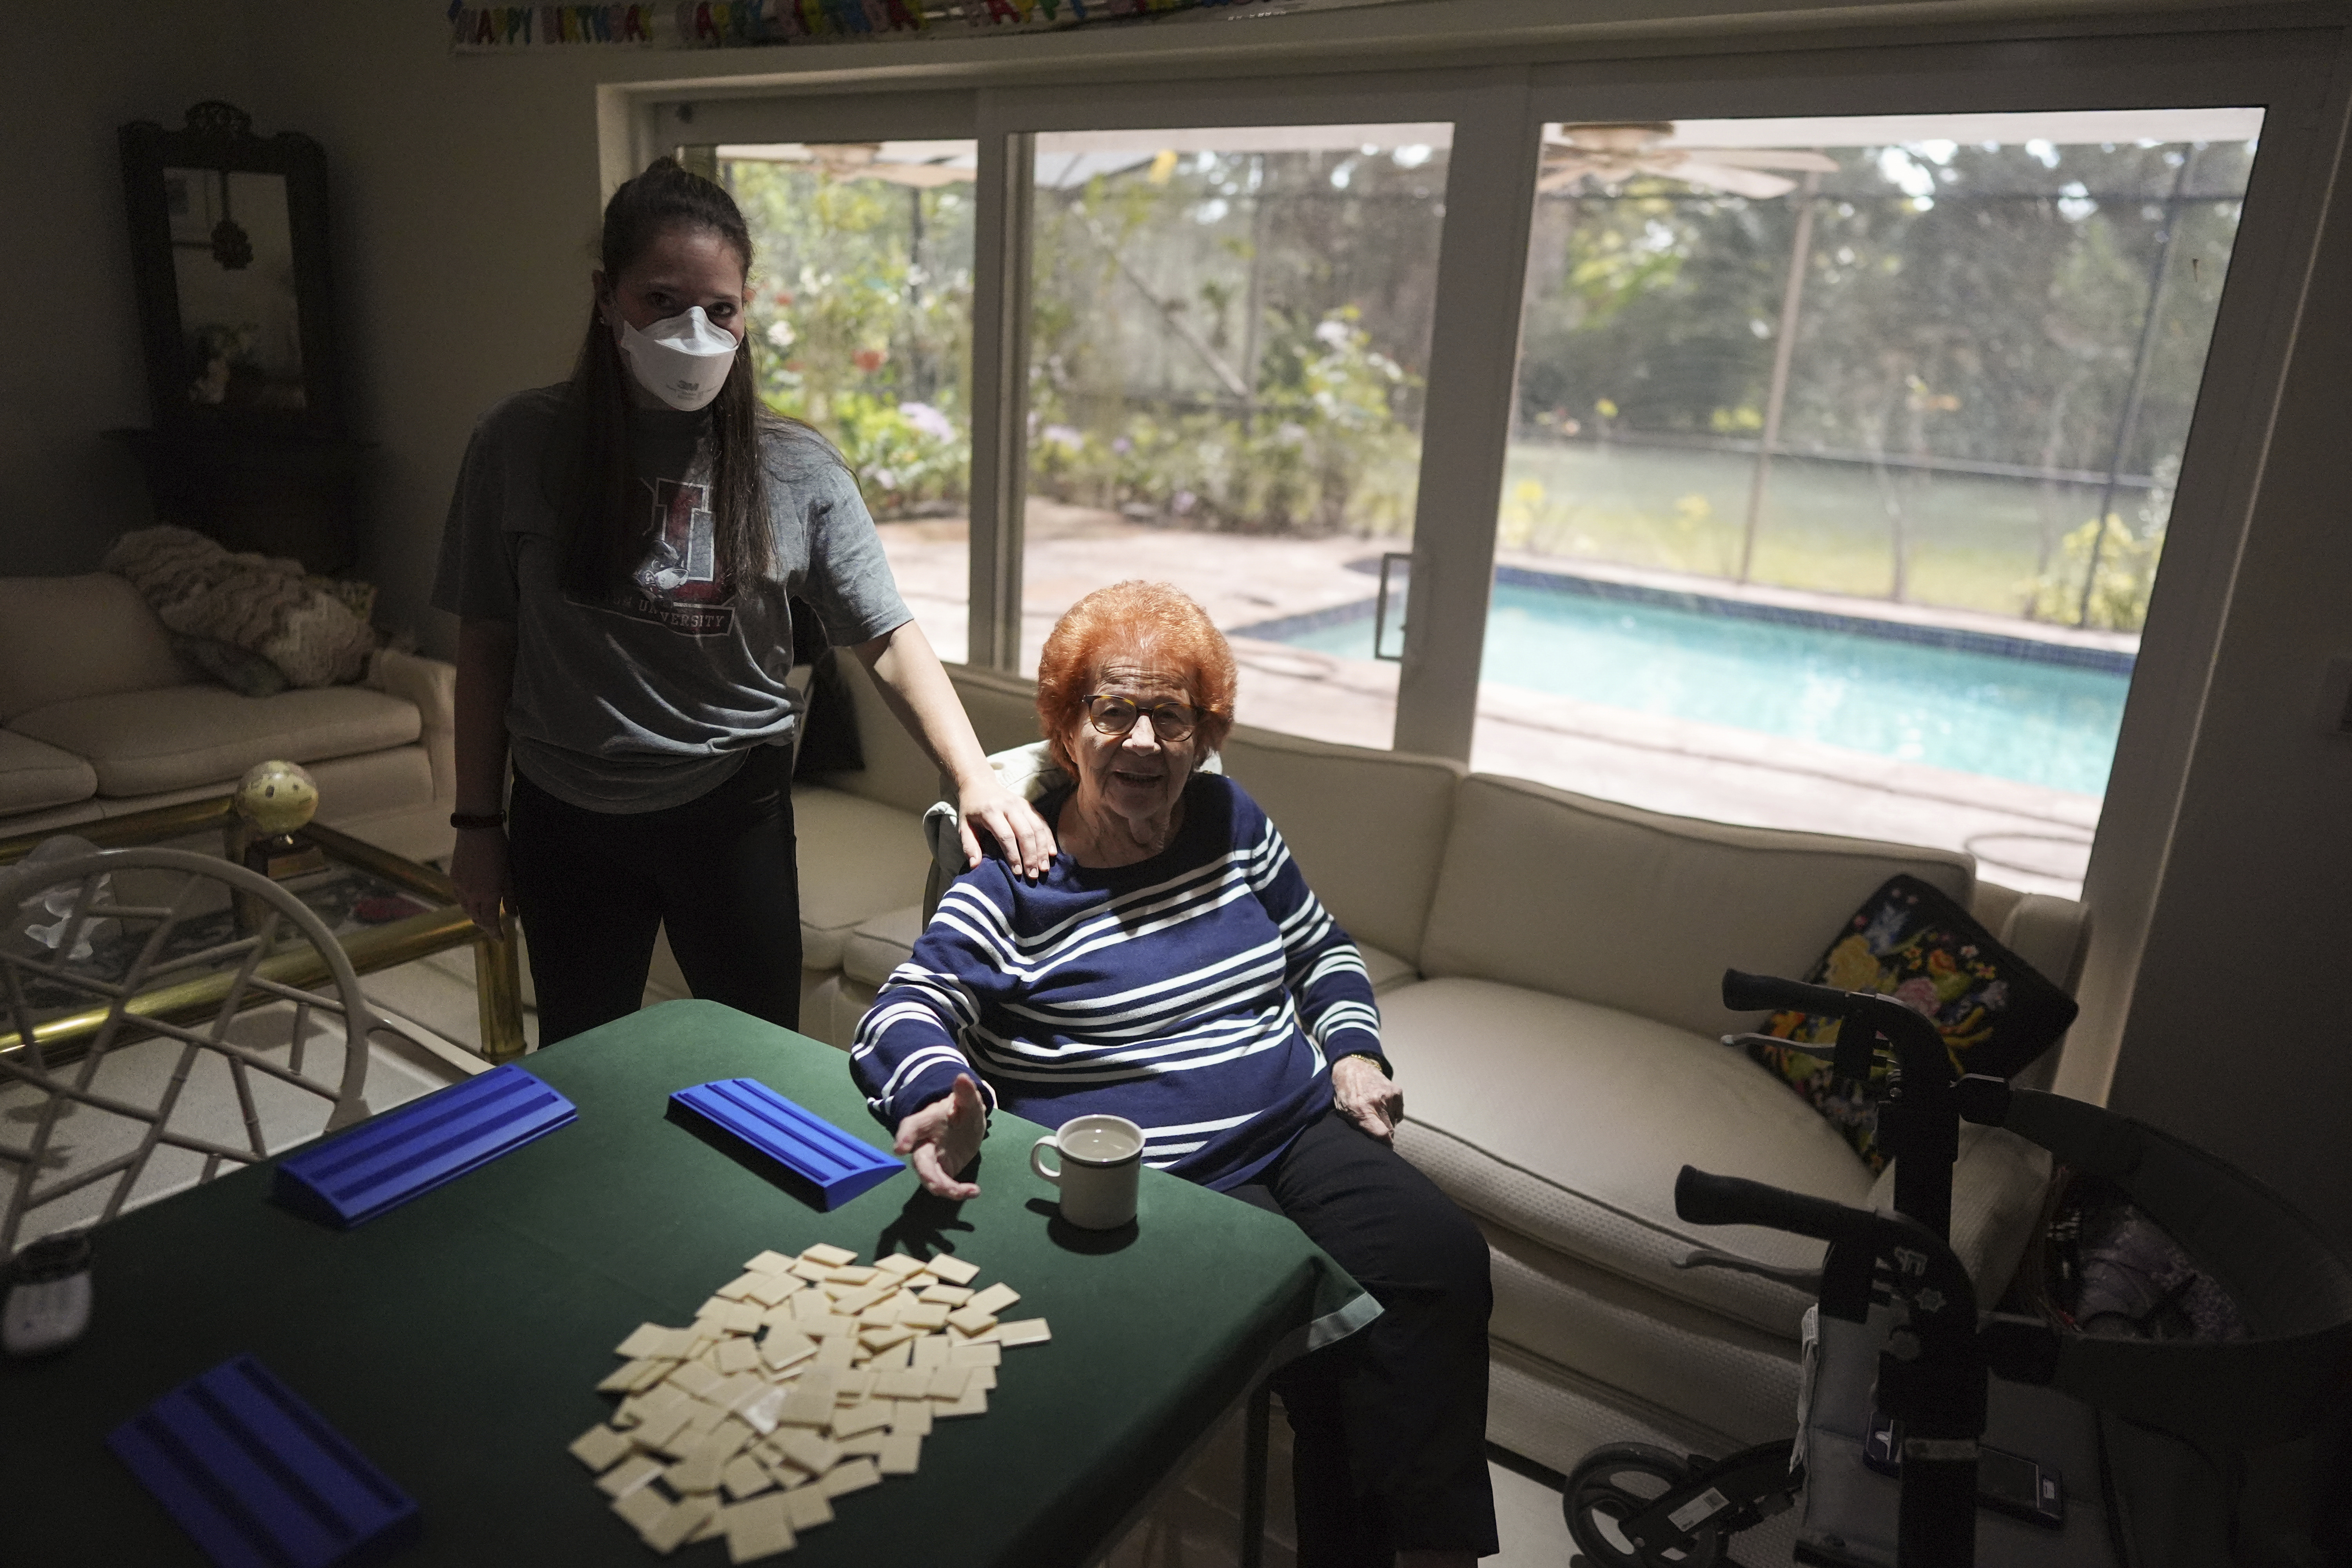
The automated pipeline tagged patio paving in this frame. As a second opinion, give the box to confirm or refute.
[875,505,2104,898]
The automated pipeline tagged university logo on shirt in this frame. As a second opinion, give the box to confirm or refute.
[584,476,735,635]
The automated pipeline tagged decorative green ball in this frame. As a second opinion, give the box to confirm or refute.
[234,760,320,837]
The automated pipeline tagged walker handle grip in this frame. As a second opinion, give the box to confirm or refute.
[1675,1165,1874,1246]
[1722,967,1853,1018]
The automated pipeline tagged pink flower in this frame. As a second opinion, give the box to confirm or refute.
[1892,978,1940,1016]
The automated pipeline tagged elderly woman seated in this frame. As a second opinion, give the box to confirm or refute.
[849,581,1495,1568]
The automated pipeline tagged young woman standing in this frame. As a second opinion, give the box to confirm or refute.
[435,158,1051,1045]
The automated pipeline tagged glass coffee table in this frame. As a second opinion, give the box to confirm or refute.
[0,797,524,1065]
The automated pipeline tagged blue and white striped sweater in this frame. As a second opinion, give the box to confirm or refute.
[850,775,1384,1191]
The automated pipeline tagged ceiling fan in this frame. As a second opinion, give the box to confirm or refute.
[1539,123,1840,199]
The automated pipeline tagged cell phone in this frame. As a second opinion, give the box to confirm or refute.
[1862,1412,2065,1530]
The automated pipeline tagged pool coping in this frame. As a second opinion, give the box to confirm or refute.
[1228,559,2140,675]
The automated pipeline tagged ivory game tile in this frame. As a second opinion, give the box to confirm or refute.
[925,1365,973,1402]
[645,1494,719,1556]
[596,1454,665,1499]
[777,1429,842,1477]
[967,1283,1021,1316]
[761,1329,818,1372]
[617,1323,682,1359]
[744,1249,796,1275]
[916,1284,973,1306]
[823,1264,878,1286]
[922,1254,979,1285]
[789,1259,832,1284]
[739,1385,788,1436]
[745,1274,801,1308]
[667,1447,727,1496]
[891,1399,933,1436]
[945,1305,998,1336]
[878,1429,922,1476]
[612,1482,672,1535]
[876,1367,932,1400]
[816,1458,881,1498]
[721,1494,795,1563]
[597,1358,654,1395]
[714,1338,760,1376]
[910,1334,950,1369]
[896,1301,951,1331]
[719,1301,766,1335]
[833,1369,877,1401]
[858,1323,916,1353]
[569,1424,632,1472]
[873,1253,927,1279]
[830,1400,892,1438]
[994,1318,1052,1348]
[834,1430,889,1458]
[779,1485,834,1532]
[813,1336,858,1370]
[948,1341,1001,1368]
[938,1385,989,1418]
[721,1454,775,1501]
[798,1243,857,1268]
[714,1272,763,1301]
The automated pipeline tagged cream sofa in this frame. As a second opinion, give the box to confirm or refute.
[0,573,458,862]
[784,657,2085,1469]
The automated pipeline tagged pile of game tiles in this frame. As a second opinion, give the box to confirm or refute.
[569,1243,1052,1561]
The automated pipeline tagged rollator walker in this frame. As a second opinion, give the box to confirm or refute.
[1562,968,2352,1568]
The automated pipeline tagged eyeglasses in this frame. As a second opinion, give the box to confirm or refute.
[1083,694,1202,742]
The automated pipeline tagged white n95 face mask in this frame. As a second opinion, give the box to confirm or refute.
[616,306,739,412]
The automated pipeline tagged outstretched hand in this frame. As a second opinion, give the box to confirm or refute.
[894,1073,988,1199]
[1332,1054,1403,1144]
[957,776,1057,880]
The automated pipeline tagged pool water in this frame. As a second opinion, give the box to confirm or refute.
[1277,583,2130,795]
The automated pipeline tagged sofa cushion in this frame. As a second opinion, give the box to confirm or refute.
[9,686,421,798]
[1384,976,1869,1338]
[0,730,98,815]
[794,784,931,971]
[1220,727,1463,964]
[0,575,184,721]
[813,654,943,817]
[1419,774,1975,1040]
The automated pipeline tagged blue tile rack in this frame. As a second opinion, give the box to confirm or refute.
[108,1354,420,1568]
[668,1078,902,1210]
[274,1063,577,1228]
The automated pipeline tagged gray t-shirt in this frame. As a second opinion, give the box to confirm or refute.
[432,384,910,812]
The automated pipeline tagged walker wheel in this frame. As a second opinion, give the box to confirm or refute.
[1563,1443,1724,1568]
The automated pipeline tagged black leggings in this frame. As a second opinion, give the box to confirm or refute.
[1230,1110,1498,1566]
[505,746,803,1047]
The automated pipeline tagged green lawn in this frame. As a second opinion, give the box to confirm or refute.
[1494,440,2114,622]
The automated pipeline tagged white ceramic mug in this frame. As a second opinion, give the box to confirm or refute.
[1029,1114,1145,1230]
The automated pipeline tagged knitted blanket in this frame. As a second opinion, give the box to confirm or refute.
[103,526,376,689]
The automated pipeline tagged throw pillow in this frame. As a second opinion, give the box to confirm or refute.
[1744,873,2079,1171]
[170,634,290,698]
[103,526,376,688]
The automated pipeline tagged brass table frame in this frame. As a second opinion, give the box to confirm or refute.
[0,798,525,1065]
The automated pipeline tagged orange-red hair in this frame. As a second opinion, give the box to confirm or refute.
[1036,581,1238,773]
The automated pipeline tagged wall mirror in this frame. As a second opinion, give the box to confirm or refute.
[120,102,339,436]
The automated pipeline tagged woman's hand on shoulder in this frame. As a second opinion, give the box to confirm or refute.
[894,1073,988,1199]
[957,775,1057,881]
[1332,1054,1403,1144]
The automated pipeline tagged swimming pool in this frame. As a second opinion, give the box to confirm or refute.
[1256,579,2131,796]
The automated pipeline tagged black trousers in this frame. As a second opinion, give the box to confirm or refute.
[505,745,803,1047]
[1230,1110,1498,1565]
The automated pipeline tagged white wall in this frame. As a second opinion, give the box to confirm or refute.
[0,3,266,575]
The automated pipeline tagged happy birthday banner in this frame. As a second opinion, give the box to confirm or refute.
[447,0,1397,49]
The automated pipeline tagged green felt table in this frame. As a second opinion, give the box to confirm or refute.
[3,1000,1367,1567]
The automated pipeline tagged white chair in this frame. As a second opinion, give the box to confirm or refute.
[0,846,379,1252]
